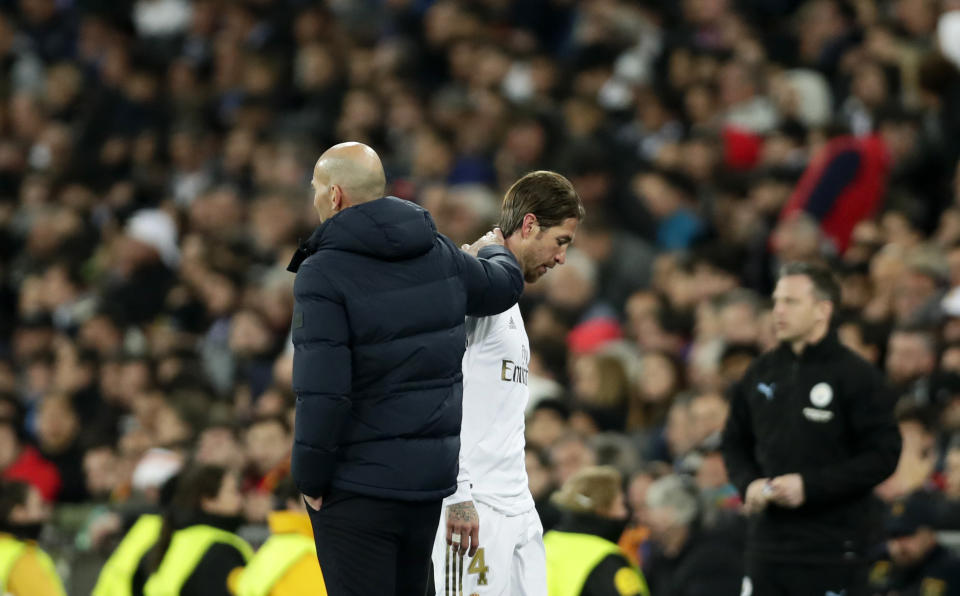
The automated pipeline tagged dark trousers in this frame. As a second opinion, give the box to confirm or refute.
[306,488,442,596]
[745,557,868,596]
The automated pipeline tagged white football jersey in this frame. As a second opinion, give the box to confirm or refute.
[450,303,535,515]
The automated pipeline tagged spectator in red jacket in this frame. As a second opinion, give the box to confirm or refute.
[780,110,926,256]
[780,131,890,254]
[0,417,60,502]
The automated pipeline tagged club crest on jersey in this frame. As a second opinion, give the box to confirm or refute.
[810,382,833,408]
[508,317,517,330]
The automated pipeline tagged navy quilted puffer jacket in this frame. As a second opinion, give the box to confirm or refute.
[288,196,523,501]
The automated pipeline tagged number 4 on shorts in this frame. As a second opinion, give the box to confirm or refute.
[467,548,489,586]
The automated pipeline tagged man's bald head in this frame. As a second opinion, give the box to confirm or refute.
[313,142,386,206]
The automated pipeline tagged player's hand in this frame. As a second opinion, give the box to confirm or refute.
[303,495,323,511]
[461,228,505,257]
[769,474,805,508]
[446,500,480,557]
[744,478,772,514]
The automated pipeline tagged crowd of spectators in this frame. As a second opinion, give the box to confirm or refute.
[2,0,960,592]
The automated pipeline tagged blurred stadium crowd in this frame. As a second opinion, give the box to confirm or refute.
[1,0,960,592]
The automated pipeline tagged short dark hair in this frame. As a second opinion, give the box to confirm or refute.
[272,475,300,510]
[891,324,938,355]
[837,314,887,352]
[778,262,841,305]
[248,414,291,435]
[0,481,29,523]
[524,445,552,470]
[532,398,570,421]
[499,171,585,237]
[894,399,936,433]
[721,342,762,364]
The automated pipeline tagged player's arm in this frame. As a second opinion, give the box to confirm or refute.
[445,441,479,556]
[446,316,486,557]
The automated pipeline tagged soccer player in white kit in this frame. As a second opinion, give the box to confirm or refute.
[432,171,584,596]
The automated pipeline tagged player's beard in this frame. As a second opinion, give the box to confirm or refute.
[524,265,547,283]
[523,256,550,283]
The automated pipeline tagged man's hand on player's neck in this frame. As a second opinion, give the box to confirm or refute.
[461,228,505,257]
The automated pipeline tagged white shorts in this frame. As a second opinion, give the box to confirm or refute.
[432,501,546,596]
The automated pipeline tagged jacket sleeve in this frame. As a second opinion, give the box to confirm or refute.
[721,374,764,497]
[454,243,524,317]
[801,365,901,506]
[582,554,650,596]
[445,444,474,505]
[290,260,352,499]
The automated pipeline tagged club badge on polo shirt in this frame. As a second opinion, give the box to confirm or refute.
[810,383,833,408]
[803,382,834,422]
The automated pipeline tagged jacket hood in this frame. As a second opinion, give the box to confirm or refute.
[288,197,436,272]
